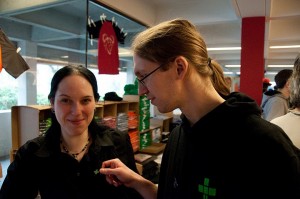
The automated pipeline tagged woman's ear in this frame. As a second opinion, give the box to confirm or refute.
[285,79,291,88]
[50,98,54,105]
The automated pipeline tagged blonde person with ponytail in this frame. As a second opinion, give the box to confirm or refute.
[100,19,300,199]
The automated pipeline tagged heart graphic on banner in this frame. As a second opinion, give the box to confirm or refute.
[102,33,115,55]
[97,21,119,74]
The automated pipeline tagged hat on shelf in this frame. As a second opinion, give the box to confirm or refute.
[104,92,123,101]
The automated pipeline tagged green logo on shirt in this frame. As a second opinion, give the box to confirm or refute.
[198,178,216,199]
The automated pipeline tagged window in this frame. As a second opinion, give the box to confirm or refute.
[0,70,18,110]
[0,0,146,108]
[91,69,127,100]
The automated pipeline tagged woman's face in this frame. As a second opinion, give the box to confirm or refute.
[52,74,96,137]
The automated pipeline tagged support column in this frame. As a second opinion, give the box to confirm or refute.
[239,17,265,105]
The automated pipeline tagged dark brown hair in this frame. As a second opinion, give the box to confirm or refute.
[48,65,100,101]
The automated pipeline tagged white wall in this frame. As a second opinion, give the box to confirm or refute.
[0,111,12,158]
[99,0,157,26]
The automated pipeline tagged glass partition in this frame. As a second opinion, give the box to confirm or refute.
[0,0,146,109]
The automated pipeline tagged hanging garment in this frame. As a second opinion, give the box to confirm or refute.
[97,21,119,74]
[87,17,126,44]
[0,28,29,78]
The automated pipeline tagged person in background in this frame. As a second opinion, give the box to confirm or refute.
[99,19,300,199]
[271,55,300,148]
[261,69,293,121]
[224,76,233,92]
[262,77,272,93]
[0,65,143,199]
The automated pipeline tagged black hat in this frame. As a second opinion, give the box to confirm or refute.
[104,92,122,101]
[274,69,293,89]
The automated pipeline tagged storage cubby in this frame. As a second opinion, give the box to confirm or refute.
[10,101,139,161]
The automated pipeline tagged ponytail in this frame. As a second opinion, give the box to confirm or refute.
[209,59,230,97]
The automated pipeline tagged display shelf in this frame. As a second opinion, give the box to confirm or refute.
[11,105,52,152]
[10,101,139,162]
[10,101,172,162]
[150,115,173,133]
[97,101,139,118]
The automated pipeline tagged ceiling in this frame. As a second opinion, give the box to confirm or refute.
[1,0,300,79]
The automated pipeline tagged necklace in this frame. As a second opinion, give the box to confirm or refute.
[61,137,90,159]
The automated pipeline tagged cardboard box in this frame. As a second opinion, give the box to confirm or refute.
[139,143,166,155]
[0,163,2,178]
[123,95,139,102]
[136,162,143,175]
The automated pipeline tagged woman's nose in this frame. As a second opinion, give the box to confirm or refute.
[71,102,81,115]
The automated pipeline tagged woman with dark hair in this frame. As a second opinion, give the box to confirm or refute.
[99,19,300,199]
[261,69,293,121]
[0,65,142,199]
[271,55,300,148]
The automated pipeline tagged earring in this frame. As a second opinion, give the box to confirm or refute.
[51,108,55,113]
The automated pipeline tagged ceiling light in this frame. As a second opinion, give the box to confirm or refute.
[225,65,241,68]
[207,47,241,51]
[267,65,293,68]
[223,72,234,74]
[118,51,132,55]
[269,45,300,49]
[265,71,278,75]
[118,47,132,56]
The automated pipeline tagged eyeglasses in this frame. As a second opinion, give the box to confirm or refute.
[137,63,164,87]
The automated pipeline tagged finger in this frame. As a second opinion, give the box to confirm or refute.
[101,160,113,168]
[105,176,113,184]
[112,180,122,187]
[99,168,111,175]
[109,174,121,184]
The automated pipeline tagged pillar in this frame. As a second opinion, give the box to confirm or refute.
[239,17,265,105]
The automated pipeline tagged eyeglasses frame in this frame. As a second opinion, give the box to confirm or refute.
[137,63,164,87]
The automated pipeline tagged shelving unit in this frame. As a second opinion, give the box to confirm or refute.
[10,101,139,161]
[10,100,172,162]
[97,101,139,118]
[11,105,52,155]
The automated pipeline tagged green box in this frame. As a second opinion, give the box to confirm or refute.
[140,131,152,149]
[139,114,150,131]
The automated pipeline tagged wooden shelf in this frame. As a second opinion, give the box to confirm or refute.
[11,101,139,161]
[10,101,173,162]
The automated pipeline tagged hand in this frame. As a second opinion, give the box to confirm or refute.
[100,158,141,188]
[100,158,158,199]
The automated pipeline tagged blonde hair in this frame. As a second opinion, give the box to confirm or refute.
[132,18,230,96]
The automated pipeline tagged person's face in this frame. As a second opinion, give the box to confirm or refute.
[134,54,178,113]
[52,75,96,137]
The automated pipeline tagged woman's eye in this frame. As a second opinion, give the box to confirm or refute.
[82,98,92,104]
[61,98,70,104]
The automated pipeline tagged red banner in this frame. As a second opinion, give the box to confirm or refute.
[98,21,119,74]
